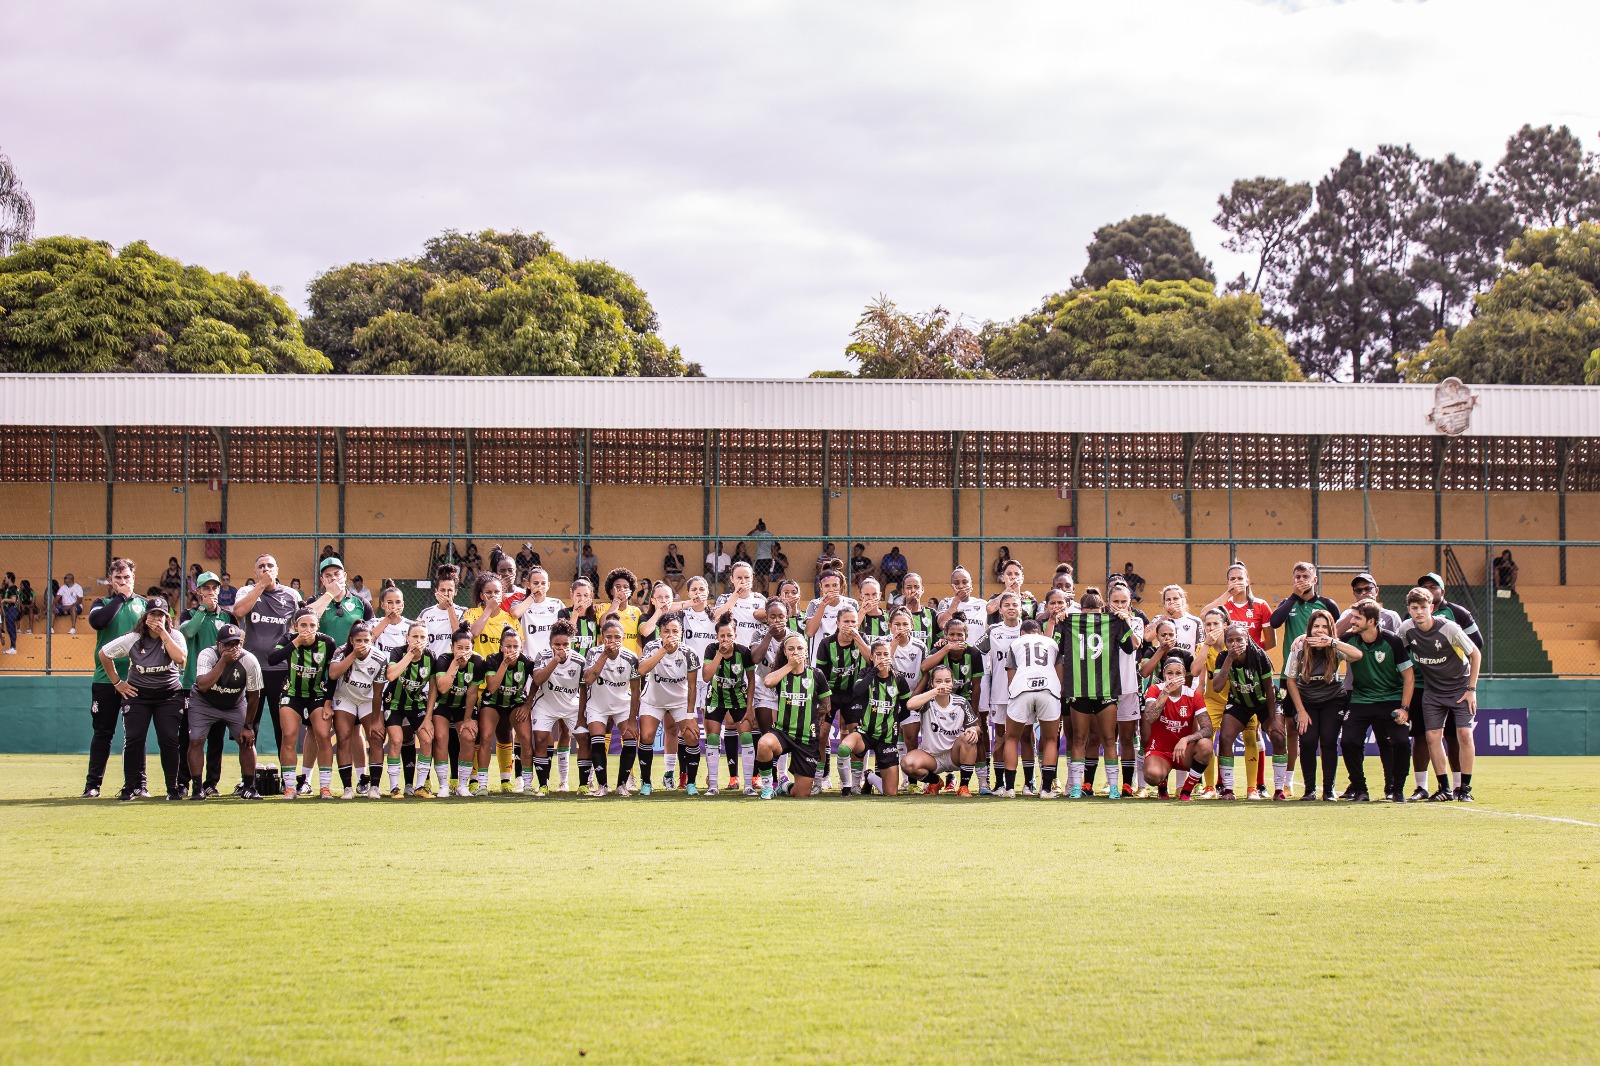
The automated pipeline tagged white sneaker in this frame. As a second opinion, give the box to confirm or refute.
[585,785,609,798]
[4,647,15,654]
[511,778,526,794]
[68,627,76,634]
[614,781,632,797]
[1038,788,1058,800]
[455,783,472,798]
[341,787,355,800]
[998,787,1016,799]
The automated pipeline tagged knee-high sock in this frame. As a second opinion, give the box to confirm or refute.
[637,745,654,785]
[740,732,755,782]
[589,734,609,787]
[617,739,638,783]
[681,742,701,787]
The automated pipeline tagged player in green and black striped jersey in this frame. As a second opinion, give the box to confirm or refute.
[266,609,338,796]
[473,628,537,795]
[698,616,755,795]
[430,629,485,797]
[921,617,984,705]
[1211,623,1285,799]
[814,604,870,791]
[896,573,941,644]
[379,620,434,796]
[1059,588,1135,798]
[754,633,830,798]
[838,640,911,795]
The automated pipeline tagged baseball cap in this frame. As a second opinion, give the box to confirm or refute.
[1350,572,1377,587]
[145,595,170,615]
[216,623,244,644]
[319,556,344,573]
[196,571,221,587]
[1417,572,1445,588]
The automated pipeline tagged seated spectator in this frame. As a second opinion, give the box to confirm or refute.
[732,541,753,567]
[159,557,184,603]
[185,563,204,609]
[18,579,39,632]
[814,542,843,596]
[516,542,541,573]
[770,543,789,581]
[1122,561,1146,602]
[320,543,339,562]
[662,543,685,593]
[578,543,599,588]
[1,571,18,652]
[850,543,873,587]
[706,541,732,581]
[1494,550,1519,593]
[879,546,908,596]
[55,573,85,632]
[992,546,1013,582]
[351,574,373,609]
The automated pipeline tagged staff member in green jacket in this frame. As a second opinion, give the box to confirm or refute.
[176,571,231,797]
[83,558,145,798]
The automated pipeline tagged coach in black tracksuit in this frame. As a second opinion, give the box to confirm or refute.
[95,597,188,801]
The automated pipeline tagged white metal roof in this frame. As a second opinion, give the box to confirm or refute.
[2,374,1597,437]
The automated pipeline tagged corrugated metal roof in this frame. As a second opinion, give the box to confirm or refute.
[1,374,1596,437]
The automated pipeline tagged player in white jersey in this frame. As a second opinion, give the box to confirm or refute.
[1000,618,1062,799]
[676,575,718,689]
[901,664,981,795]
[1157,584,1205,662]
[713,561,767,649]
[1106,582,1148,797]
[980,591,1024,794]
[803,569,859,656]
[417,565,465,658]
[745,599,793,793]
[526,619,583,796]
[937,566,989,638]
[510,566,564,658]
[636,615,704,796]
[886,606,931,749]
[580,617,641,797]
[327,622,386,799]
[369,585,413,656]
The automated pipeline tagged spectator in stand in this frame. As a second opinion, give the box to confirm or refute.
[216,572,237,610]
[770,542,789,582]
[814,542,843,597]
[1494,550,1519,593]
[748,519,777,594]
[1,572,18,652]
[992,546,1013,584]
[706,541,732,583]
[18,580,39,632]
[516,542,541,574]
[732,541,753,569]
[1122,561,1146,603]
[463,541,482,574]
[185,563,204,609]
[320,544,339,563]
[846,543,870,587]
[662,543,685,593]
[351,574,373,610]
[159,558,183,604]
[289,578,304,595]
[879,546,908,597]
[55,573,85,632]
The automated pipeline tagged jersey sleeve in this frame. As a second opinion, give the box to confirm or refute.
[1283,638,1303,677]
[1442,620,1477,660]
[100,632,139,659]
[195,645,220,675]
[242,653,264,691]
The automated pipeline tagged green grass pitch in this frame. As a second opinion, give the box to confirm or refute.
[2,754,1598,1064]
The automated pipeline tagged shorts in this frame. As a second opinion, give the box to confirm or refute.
[1006,690,1061,725]
[1116,692,1141,723]
[332,695,376,719]
[704,701,749,725]
[641,701,696,724]
[189,699,248,742]
[384,705,427,729]
[280,693,326,723]
[863,736,899,768]
[920,748,957,775]
[772,729,819,779]
[1225,703,1275,726]
[436,702,470,725]
[839,700,864,727]
[1408,689,1428,740]
[586,706,631,729]
[531,701,579,734]
[1146,735,1198,771]
[1421,689,1474,731]
[755,559,773,577]
[1067,696,1113,716]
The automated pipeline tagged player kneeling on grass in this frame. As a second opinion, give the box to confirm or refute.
[1211,624,1286,800]
[755,633,830,799]
[637,614,703,796]
[840,640,910,796]
[581,618,642,797]
[327,622,386,800]
[478,627,536,796]
[901,665,980,796]
[999,619,1060,800]
[1141,657,1212,801]
[381,621,435,798]
[527,620,583,796]
[187,623,264,800]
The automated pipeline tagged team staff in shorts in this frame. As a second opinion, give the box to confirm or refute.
[176,571,231,797]
[186,623,264,800]
[1397,587,1481,802]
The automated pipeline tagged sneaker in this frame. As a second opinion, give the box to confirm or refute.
[1247,788,1265,800]
[662,770,676,790]
[1345,792,1367,803]
[743,783,758,797]
[241,787,263,801]
[4,647,16,654]
[584,785,609,798]
[1178,791,1194,802]
[924,781,943,796]
[282,786,297,799]
[232,781,247,797]
[470,783,489,797]
[816,778,831,793]
[511,778,525,795]
[81,786,100,798]
[1197,786,1217,799]
[1340,785,1359,801]
[726,776,741,793]
[1218,788,1237,800]
[405,785,416,798]
[1300,791,1319,801]
[1105,786,1120,801]
[499,779,514,793]
[415,785,436,798]
[956,785,972,797]
[68,626,76,634]
[1068,787,1082,800]
[456,783,473,798]
[978,785,993,796]
[1038,788,1058,800]
[1410,786,1431,801]
[388,786,403,799]
[1272,789,1287,801]
[1121,783,1134,798]
[167,789,185,801]
[1388,790,1408,803]
[136,786,151,799]
[319,787,334,799]
[685,783,699,797]
[117,790,137,802]
[759,784,775,799]
[1021,784,1038,797]
[341,787,356,800]
[1457,787,1474,803]
[297,778,313,797]
[999,787,1016,799]
[639,782,653,797]
[705,785,719,797]
[532,785,548,797]
[1081,783,1095,798]
[1427,788,1454,802]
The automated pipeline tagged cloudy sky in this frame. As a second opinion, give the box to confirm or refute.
[4,0,1597,377]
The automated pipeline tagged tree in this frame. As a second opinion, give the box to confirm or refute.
[1078,214,1215,289]
[1410,153,1517,334]
[844,295,988,379]
[1493,124,1600,231]
[304,229,700,377]
[984,279,1301,382]
[1214,177,1312,296]
[1399,223,1600,385]
[0,237,329,374]
[0,149,34,258]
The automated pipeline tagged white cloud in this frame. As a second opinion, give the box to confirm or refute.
[2,0,1596,376]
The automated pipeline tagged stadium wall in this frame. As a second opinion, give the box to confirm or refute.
[0,676,1596,755]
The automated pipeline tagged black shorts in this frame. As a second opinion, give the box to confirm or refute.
[754,559,772,577]
[838,700,864,727]
[435,702,470,725]
[1067,696,1113,715]
[863,737,899,769]
[773,729,819,779]
[1225,703,1276,726]
[384,705,427,730]
[1407,689,1427,740]
[705,701,748,725]
[280,693,326,723]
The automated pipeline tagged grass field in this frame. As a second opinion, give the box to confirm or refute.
[2,754,1598,1065]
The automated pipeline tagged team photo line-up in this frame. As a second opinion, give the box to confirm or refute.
[80,547,1485,805]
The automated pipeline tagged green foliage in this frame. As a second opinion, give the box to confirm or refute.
[306,229,698,378]
[1400,224,1600,386]
[0,148,34,257]
[1493,123,1600,231]
[1214,177,1312,295]
[1079,214,1214,289]
[844,295,989,379]
[984,278,1301,382]
[0,237,328,374]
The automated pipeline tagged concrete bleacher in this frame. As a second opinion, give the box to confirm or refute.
[1518,585,1600,677]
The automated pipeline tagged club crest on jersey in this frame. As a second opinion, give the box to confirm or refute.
[1375,650,1386,663]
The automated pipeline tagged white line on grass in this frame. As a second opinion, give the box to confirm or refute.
[1443,806,1600,829]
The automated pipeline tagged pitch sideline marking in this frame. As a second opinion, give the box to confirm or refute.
[1443,806,1600,830]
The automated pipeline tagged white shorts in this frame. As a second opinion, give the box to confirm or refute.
[586,707,631,729]
[1116,692,1141,723]
[332,696,376,720]
[925,749,957,775]
[641,701,696,724]
[1006,691,1061,725]
[531,701,579,734]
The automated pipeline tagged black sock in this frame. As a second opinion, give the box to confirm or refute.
[1437,773,1451,792]
[1001,767,1015,790]
[514,743,523,779]
[589,736,609,787]
[402,742,416,786]
[638,748,654,785]
[369,763,382,787]
[1084,758,1098,787]
[578,759,592,787]
[1041,766,1057,792]
[754,757,773,780]
[534,757,551,786]
[1461,772,1472,789]
[682,743,701,787]
[1121,759,1134,788]
[339,764,353,788]
[1022,762,1035,789]
[959,765,973,787]
[724,731,740,776]
[617,739,638,782]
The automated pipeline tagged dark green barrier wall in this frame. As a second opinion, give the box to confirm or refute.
[1,675,1598,755]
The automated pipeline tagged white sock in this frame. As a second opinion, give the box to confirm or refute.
[838,752,853,789]
[866,771,884,792]
[557,747,570,787]
[741,740,755,783]
[1221,760,1235,791]
[1451,771,1461,788]
[521,769,534,788]
[459,759,475,784]
[1273,760,1288,791]
[1069,761,1084,792]
[1415,769,1428,789]
[706,735,721,788]
[1106,760,1120,794]
[664,753,677,778]
[475,768,488,788]
[386,760,401,789]
[318,767,332,791]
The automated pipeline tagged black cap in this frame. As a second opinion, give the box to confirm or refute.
[144,595,170,615]
[216,623,244,644]
[1351,573,1377,587]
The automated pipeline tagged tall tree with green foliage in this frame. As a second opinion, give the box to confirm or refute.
[1411,153,1517,335]
[1214,177,1312,297]
[0,237,328,374]
[1078,214,1214,289]
[1400,223,1600,386]
[0,150,33,258]
[843,295,988,379]
[305,229,698,378]
[984,279,1300,382]
[1493,124,1600,231]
